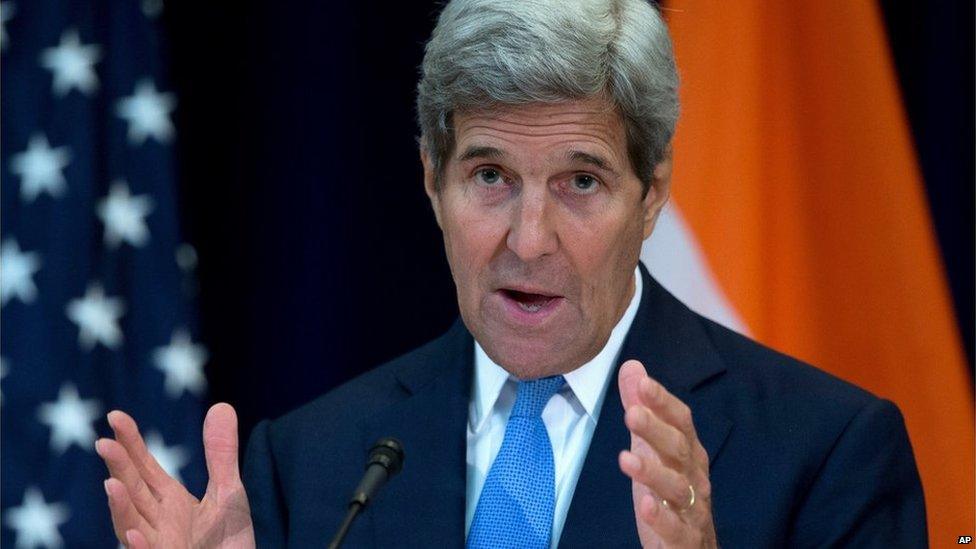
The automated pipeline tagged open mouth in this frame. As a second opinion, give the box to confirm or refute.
[500,289,559,313]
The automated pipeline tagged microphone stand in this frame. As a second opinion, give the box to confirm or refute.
[328,438,404,549]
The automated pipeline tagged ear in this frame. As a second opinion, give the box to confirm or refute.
[641,144,673,239]
[420,145,443,229]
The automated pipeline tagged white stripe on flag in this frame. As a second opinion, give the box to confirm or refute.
[641,203,749,335]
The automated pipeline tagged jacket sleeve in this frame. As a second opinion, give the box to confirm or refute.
[787,398,927,547]
[242,419,289,547]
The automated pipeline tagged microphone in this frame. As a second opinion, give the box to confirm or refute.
[328,438,405,549]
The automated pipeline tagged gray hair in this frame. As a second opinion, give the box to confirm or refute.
[417,0,679,195]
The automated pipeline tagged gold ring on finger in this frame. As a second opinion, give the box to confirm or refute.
[661,484,696,514]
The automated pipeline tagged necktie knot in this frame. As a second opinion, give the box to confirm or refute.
[512,375,565,418]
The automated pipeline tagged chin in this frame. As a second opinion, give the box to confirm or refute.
[480,333,581,380]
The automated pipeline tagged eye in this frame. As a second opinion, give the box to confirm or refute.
[475,168,503,186]
[569,174,600,194]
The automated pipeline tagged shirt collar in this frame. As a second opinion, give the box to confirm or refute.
[470,265,644,432]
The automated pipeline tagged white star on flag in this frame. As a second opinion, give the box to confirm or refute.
[115,78,176,145]
[4,487,70,549]
[97,181,154,248]
[9,133,72,203]
[40,28,101,97]
[37,383,101,454]
[152,330,207,398]
[0,2,14,51]
[1,238,41,306]
[145,432,190,483]
[66,283,125,350]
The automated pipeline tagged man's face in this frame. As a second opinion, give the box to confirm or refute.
[423,97,671,380]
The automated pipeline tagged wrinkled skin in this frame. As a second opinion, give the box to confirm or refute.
[97,404,255,548]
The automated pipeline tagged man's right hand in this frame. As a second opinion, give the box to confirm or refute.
[96,403,256,549]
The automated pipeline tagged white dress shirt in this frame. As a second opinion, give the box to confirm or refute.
[466,267,643,548]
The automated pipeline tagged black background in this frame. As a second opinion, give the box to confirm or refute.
[162,1,974,439]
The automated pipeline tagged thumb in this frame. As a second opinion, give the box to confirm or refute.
[203,403,241,489]
[618,359,648,411]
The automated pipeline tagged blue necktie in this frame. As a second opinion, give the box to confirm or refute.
[467,375,566,549]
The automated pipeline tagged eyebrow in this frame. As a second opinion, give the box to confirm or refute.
[567,150,617,174]
[457,145,619,175]
[457,145,505,162]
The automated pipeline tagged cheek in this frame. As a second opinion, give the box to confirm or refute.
[561,210,643,309]
[560,215,632,275]
[441,196,508,288]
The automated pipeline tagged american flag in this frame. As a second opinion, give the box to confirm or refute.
[1,1,207,546]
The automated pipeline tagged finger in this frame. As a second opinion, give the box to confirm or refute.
[618,359,649,411]
[104,478,155,545]
[125,528,151,549]
[624,405,691,469]
[619,450,692,506]
[203,403,241,489]
[96,438,160,525]
[638,376,699,444]
[107,411,172,492]
[637,493,695,546]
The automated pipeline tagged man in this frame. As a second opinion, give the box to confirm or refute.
[96,0,927,547]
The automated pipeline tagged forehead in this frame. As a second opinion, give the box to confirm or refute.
[451,96,628,164]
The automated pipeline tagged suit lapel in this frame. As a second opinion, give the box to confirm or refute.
[359,320,473,547]
[559,264,733,547]
[624,265,733,465]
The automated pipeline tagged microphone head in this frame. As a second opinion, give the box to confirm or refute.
[367,437,404,477]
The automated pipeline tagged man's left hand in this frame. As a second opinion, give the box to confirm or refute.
[617,359,717,548]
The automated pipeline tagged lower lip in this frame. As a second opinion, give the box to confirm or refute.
[495,291,565,326]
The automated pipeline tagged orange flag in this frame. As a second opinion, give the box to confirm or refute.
[661,0,975,540]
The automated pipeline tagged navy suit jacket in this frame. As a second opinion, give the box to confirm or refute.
[243,265,927,547]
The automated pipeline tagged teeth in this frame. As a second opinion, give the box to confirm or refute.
[517,301,542,312]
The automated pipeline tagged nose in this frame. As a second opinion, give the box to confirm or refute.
[505,186,559,261]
